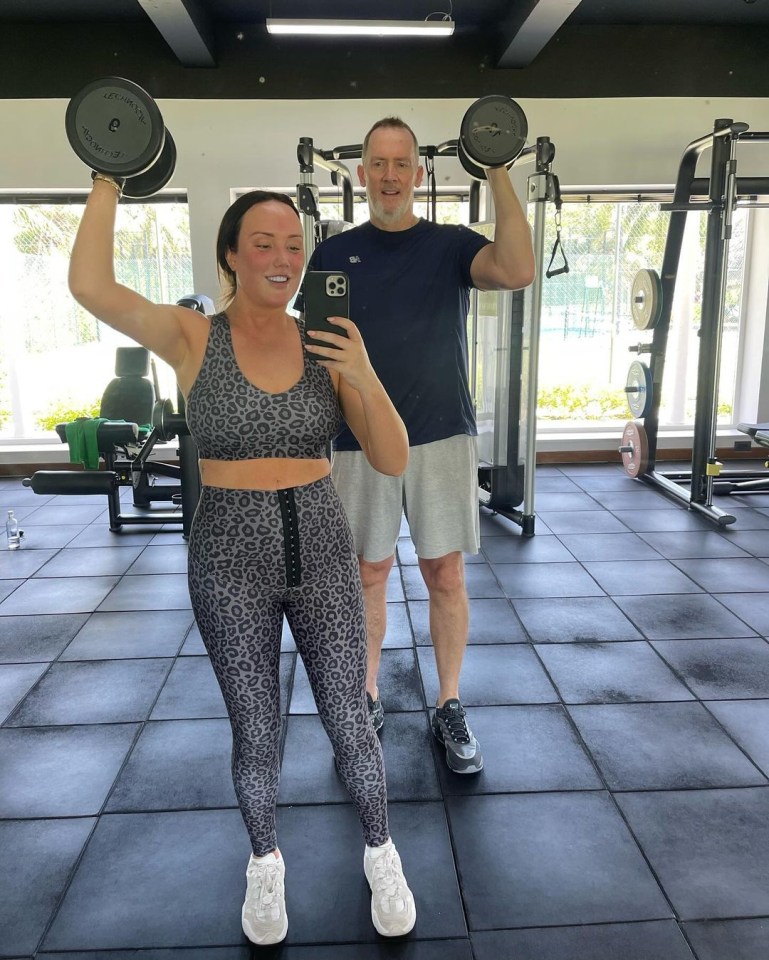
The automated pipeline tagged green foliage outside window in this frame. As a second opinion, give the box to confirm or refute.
[35,397,102,432]
[536,384,733,421]
[537,384,629,421]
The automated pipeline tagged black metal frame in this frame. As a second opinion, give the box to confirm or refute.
[25,392,200,538]
[631,120,769,525]
[103,393,200,537]
[477,288,526,517]
[475,138,560,537]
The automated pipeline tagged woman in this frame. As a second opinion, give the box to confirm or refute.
[69,177,416,945]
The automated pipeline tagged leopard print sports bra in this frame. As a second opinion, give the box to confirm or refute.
[185,313,341,460]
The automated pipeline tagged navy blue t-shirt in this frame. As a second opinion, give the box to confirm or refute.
[302,219,491,451]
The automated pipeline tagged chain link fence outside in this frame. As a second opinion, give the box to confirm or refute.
[538,201,746,424]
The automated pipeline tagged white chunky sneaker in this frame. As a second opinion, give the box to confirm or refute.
[363,839,416,937]
[241,851,288,946]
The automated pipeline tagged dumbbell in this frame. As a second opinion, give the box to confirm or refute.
[65,77,176,199]
[457,94,528,181]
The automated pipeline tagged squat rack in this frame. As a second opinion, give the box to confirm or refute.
[629,119,769,526]
[295,133,564,536]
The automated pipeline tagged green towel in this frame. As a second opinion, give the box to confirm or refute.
[65,418,110,470]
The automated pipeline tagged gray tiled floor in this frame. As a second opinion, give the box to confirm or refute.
[1,465,769,958]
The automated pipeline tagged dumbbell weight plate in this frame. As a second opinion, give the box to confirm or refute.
[630,268,663,331]
[456,138,495,181]
[456,137,517,182]
[460,95,528,169]
[123,130,177,199]
[619,420,650,479]
[154,397,190,440]
[151,398,173,428]
[65,76,165,179]
[625,360,653,419]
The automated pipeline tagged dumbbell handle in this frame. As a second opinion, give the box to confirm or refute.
[618,444,634,454]
[624,386,641,394]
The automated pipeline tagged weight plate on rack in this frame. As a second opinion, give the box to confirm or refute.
[630,268,663,331]
[65,76,165,178]
[625,360,653,419]
[459,95,528,169]
[619,420,650,479]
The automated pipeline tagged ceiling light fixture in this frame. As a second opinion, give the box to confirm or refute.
[265,18,455,38]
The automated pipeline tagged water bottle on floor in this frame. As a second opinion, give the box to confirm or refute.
[6,510,21,550]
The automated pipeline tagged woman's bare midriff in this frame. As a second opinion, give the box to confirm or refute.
[199,457,331,491]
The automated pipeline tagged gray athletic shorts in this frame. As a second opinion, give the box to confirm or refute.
[332,434,480,563]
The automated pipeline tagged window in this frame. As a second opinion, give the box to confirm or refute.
[536,198,748,428]
[0,200,193,441]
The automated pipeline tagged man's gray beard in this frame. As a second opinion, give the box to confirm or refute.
[367,193,413,226]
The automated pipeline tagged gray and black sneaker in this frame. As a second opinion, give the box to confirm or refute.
[367,692,385,734]
[431,698,483,774]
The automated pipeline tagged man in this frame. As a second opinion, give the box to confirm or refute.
[305,116,535,774]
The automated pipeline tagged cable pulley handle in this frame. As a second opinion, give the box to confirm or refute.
[425,148,437,222]
[545,236,570,279]
[545,175,569,279]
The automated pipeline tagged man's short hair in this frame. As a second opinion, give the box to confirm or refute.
[362,117,420,163]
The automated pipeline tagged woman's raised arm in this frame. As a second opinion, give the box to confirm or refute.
[69,177,199,372]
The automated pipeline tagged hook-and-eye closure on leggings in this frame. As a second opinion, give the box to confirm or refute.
[277,487,302,587]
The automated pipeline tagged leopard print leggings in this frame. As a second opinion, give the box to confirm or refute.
[187,476,389,856]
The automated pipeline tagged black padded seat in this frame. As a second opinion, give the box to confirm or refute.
[99,347,156,426]
[54,421,140,451]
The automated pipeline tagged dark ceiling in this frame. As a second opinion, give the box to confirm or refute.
[2,0,768,69]
[2,0,768,100]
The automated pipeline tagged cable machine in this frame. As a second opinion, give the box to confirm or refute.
[296,124,564,537]
[472,138,566,536]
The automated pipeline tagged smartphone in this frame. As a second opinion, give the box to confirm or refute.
[302,270,350,350]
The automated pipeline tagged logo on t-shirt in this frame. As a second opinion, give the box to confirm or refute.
[349,255,361,263]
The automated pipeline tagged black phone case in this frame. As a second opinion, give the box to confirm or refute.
[302,271,350,349]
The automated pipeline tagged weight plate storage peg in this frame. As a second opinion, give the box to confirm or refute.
[65,76,165,179]
[618,420,650,479]
[630,268,663,331]
[624,360,653,419]
[459,95,528,170]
